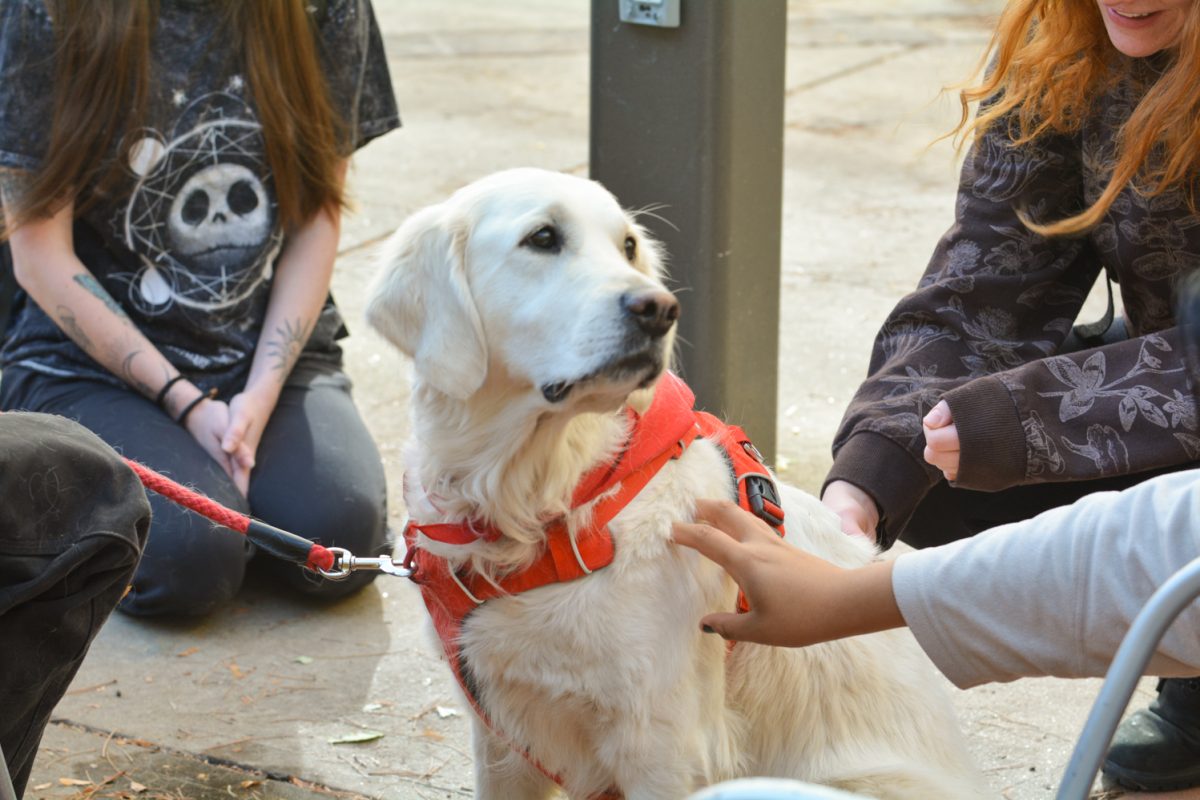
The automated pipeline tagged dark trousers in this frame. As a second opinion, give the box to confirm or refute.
[0,412,150,796]
[0,362,392,617]
[899,464,1189,549]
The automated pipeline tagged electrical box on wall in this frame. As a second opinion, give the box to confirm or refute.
[618,0,680,28]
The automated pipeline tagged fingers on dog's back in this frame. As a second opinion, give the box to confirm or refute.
[672,518,745,570]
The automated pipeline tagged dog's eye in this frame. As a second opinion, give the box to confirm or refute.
[624,236,637,262]
[523,225,561,252]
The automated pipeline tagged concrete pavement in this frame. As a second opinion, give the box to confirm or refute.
[25,1,1190,798]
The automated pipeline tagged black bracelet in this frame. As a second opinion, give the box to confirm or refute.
[176,387,218,426]
[154,374,187,409]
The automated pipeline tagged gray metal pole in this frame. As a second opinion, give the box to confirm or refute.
[1057,555,1200,800]
[590,0,786,462]
[0,744,17,800]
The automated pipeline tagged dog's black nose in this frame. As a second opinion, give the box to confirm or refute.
[621,289,680,338]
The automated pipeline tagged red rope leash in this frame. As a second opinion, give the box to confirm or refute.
[124,459,249,534]
[0,410,333,573]
[123,457,336,573]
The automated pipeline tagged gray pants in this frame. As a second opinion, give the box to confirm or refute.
[0,362,392,617]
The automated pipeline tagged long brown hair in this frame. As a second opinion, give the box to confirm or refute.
[953,0,1200,236]
[4,0,347,236]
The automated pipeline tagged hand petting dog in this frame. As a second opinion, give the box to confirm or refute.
[673,498,902,647]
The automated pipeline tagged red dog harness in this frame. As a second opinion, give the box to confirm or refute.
[402,372,784,796]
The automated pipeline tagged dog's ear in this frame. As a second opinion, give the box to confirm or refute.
[366,203,488,399]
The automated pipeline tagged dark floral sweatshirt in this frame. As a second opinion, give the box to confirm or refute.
[825,62,1199,549]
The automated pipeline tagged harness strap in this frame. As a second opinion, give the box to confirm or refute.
[412,521,502,545]
[414,373,701,548]
[692,412,786,616]
[405,424,700,614]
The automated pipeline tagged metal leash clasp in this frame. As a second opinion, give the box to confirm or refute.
[317,547,412,580]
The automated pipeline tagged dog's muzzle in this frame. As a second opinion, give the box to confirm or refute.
[539,289,678,405]
[621,289,679,339]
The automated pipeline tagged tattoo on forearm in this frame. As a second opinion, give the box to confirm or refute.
[73,274,130,321]
[265,317,312,382]
[55,304,94,353]
[120,350,156,398]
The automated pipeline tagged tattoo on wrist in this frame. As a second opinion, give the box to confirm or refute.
[265,317,312,382]
[74,274,130,321]
[55,304,94,353]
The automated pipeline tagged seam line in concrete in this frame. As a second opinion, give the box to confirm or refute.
[46,718,371,799]
[786,42,929,97]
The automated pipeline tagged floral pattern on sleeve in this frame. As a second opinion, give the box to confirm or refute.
[1023,335,1197,478]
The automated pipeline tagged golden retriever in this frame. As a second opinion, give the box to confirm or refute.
[366,168,988,799]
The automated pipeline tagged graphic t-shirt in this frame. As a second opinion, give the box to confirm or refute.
[0,0,400,394]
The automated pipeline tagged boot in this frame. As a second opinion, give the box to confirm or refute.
[1102,677,1200,791]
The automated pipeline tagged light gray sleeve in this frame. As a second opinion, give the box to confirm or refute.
[892,469,1200,689]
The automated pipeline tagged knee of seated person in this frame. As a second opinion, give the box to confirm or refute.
[269,485,389,557]
[120,521,250,617]
[0,412,153,554]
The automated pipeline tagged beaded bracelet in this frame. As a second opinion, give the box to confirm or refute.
[176,387,218,426]
[154,374,187,409]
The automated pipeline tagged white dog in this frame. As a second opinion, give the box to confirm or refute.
[366,168,989,800]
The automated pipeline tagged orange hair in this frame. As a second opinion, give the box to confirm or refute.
[953,0,1200,236]
[3,0,347,237]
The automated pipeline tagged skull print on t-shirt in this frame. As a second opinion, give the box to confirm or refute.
[118,92,283,319]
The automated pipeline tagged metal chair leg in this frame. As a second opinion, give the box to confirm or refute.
[1057,555,1200,800]
[0,741,18,800]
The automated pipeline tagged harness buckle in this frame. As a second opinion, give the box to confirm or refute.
[744,474,785,529]
[317,547,413,581]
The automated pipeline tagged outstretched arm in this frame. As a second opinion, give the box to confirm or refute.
[677,473,1200,688]
[671,498,902,646]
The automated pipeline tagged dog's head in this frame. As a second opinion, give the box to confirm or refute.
[367,168,678,412]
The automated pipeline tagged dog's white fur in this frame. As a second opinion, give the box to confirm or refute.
[367,168,989,799]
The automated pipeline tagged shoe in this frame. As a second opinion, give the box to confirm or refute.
[1102,677,1200,791]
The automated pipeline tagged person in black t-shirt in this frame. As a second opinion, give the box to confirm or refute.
[0,0,400,617]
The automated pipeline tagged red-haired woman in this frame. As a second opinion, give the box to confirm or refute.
[813,0,1199,791]
[0,2,399,615]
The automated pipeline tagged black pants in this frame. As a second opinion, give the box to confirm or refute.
[0,412,150,796]
[899,464,1189,549]
[0,363,392,617]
